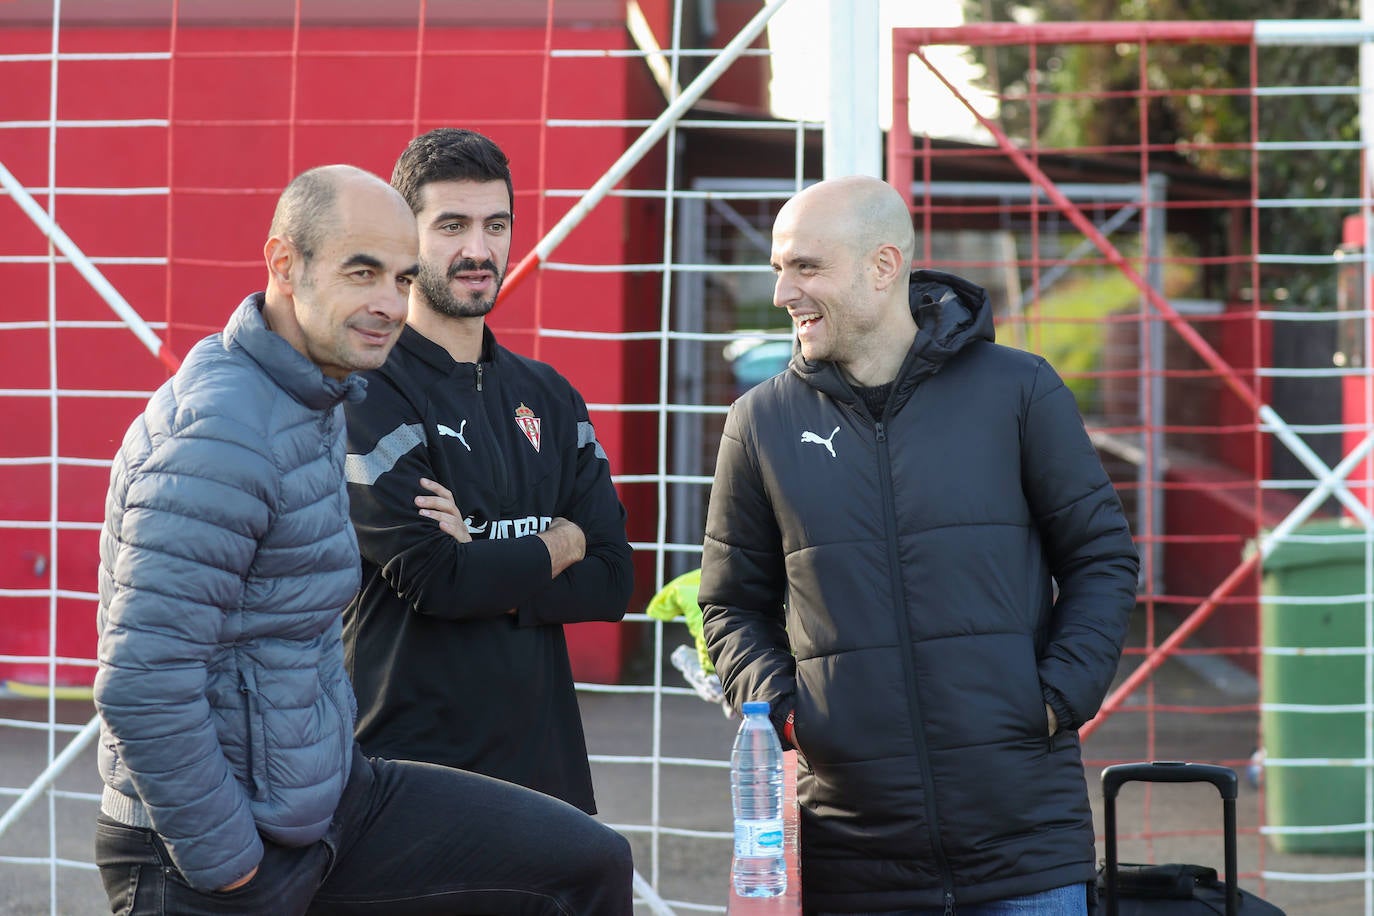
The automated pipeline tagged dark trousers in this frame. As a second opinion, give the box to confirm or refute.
[94,745,634,915]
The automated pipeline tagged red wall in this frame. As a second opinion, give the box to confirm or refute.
[0,22,671,684]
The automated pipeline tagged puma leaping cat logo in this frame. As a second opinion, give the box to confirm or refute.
[800,426,840,458]
[437,420,471,452]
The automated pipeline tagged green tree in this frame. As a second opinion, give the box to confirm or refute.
[963,0,1360,308]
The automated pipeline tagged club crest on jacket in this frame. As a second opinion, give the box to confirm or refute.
[515,402,541,452]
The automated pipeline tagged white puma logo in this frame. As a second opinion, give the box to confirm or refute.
[800,426,840,458]
[437,420,471,451]
[464,517,488,535]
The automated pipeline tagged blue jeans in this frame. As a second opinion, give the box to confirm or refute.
[957,883,1088,915]
[94,744,633,915]
[819,882,1089,916]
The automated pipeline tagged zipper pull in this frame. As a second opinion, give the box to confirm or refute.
[476,364,484,391]
[944,890,955,916]
[875,421,886,443]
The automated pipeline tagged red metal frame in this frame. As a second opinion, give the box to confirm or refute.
[889,20,1268,744]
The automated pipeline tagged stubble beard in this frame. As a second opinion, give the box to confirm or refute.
[415,258,503,320]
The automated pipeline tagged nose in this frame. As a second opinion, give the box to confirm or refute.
[458,226,491,263]
[773,273,797,310]
[372,284,408,324]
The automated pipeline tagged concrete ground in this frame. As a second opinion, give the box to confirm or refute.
[0,630,1368,915]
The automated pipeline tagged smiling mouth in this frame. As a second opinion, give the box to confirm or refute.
[353,325,397,345]
[794,313,821,330]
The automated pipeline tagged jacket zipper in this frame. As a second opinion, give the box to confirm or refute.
[239,667,269,801]
[472,361,509,498]
[875,420,956,908]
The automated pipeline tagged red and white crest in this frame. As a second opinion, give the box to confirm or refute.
[514,402,541,452]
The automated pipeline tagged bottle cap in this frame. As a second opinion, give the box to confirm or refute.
[742,700,770,715]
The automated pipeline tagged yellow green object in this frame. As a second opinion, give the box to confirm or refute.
[645,568,714,674]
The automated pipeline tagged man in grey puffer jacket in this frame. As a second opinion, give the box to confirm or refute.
[93,164,633,915]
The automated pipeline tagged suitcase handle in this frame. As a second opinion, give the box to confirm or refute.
[1102,760,1238,800]
[1101,761,1238,916]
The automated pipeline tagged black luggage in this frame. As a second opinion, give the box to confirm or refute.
[1094,761,1285,915]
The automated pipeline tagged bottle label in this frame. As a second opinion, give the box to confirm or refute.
[734,818,785,857]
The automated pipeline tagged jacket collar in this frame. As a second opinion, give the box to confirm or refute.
[395,322,500,373]
[791,269,995,411]
[224,292,367,410]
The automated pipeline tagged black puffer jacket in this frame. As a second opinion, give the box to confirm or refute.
[700,270,1139,912]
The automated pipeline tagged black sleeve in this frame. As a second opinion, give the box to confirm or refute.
[345,376,554,619]
[698,399,794,722]
[1022,360,1140,729]
[516,385,633,626]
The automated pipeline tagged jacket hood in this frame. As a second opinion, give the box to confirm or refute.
[908,268,995,359]
[226,292,368,410]
[790,269,995,408]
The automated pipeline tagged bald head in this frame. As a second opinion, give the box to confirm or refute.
[777,175,916,267]
[262,164,418,379]
[770,176,918,385]
[270,164,409,265]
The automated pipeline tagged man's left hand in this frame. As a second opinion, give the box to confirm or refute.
[1045,703,1058,736]
[416,477,471,543]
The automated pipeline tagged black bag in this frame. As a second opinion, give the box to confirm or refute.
[1093,761,1285,915]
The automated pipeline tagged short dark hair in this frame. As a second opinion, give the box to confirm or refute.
[391,128,513,216]
[269,166,339,263]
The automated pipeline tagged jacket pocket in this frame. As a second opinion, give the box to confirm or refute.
[322,678,353,779]
[239,668,269,802]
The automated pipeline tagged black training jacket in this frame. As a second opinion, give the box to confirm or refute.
[700,270,1139,911]
[342,325,633,814]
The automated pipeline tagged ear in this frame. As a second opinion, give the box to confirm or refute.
[264,236,296,295]
[870,242,905,292]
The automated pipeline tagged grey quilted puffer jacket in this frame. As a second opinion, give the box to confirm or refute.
[94,293,364,892]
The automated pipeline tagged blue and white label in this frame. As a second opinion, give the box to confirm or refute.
[734,817,785,857]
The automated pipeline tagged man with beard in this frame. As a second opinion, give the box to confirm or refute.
[341,128,633,814]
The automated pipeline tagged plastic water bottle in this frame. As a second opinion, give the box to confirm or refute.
[730,700,787,897]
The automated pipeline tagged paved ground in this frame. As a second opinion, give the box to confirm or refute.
[0,626,1368,915]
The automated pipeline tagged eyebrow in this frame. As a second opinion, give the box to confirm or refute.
[430,210,513,226]
[774,253,826,269]
[341,253,419,278]
[341,253,384,272]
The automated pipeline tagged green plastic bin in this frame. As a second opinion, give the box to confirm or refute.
[1260,520,1368,854]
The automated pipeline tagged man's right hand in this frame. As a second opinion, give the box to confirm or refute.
[537,517,586,578]
[217,864,258,893]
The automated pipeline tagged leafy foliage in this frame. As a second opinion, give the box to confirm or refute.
[962,0,1360,309]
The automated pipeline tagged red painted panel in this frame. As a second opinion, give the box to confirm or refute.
[0,18,730,685]
[3,61,53,120]
[0,177,57,253]
[57,327,167,393]
[0,598,59,685]
[169,125,293,190]
[54,127,169,188]
[58,464,114,526]
[0,327,49,389]
[1,398,51,458]
[57,394,147,460]
[56,57,167,121]
[0,466,52,522]
[0,527,50,587]
[57,528,101,594]
[54,264,167,323]
[42,192,166,257]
